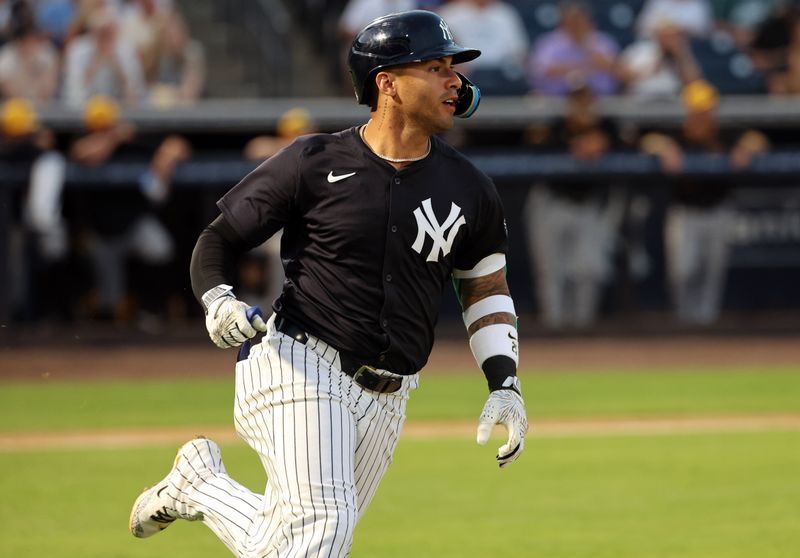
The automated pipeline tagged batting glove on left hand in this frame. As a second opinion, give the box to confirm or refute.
[476,383,528,468]
[205,295,267,349]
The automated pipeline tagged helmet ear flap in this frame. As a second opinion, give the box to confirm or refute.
[454,72,480,118]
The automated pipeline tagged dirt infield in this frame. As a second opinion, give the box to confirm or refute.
[2,336,798,452]
[2,415,799,452]
[2,336,799,382]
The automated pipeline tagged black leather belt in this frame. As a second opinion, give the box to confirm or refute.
[275,316,402,394]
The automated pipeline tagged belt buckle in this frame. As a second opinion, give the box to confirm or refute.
[352,364,377,383]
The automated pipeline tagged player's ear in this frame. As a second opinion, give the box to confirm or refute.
[374,71,398,99]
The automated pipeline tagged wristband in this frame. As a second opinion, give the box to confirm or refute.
[201,284,234,313]
[482,355,520,392]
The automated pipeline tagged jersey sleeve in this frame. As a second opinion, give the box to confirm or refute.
[454,175,508,273]
[216,140,303,247]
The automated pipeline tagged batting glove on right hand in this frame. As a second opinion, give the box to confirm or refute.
[205,295,267,349]
[476,383,528,468]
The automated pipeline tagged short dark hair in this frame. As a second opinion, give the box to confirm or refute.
[10,0,36,40]
[559,0,593,16]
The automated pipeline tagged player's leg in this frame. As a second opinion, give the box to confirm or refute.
[234,329,360,557]
[352,374,418,520]
[572,202,611,327]
[696,208,734,324]
[665,205,694,321]
[129,437,263,556]
[525,185,565,328]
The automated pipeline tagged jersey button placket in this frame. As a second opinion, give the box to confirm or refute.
[379,176,397,356]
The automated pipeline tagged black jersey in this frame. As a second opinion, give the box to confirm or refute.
[218,126,508,374]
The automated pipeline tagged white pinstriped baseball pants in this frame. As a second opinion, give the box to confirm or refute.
[182,315,418,557]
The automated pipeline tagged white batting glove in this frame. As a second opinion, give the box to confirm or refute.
[205,295,267,348]
[476,381,528,468]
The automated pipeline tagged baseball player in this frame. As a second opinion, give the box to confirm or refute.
[129,10,528,557]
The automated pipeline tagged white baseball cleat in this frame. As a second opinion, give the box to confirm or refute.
[129,436,224,538]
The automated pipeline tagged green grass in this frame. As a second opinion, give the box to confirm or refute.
[410,366,800,421]
[0,433,798,558]
[1,367,799,431]
[357,433,800,558]
[1,367,798,557]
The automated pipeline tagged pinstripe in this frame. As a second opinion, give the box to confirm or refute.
[324,363,344,558]
[331,376,354,558]
[303,355,321,558]
[358,423,397,512]
[276,335,296,554]
[189,442,260,519]
[257,337,295,555]
[288,338,309,558]
[354,413,393,510]
[354,395,391,471]
[176,465,241,543]
[166,317,416,557]
[242,348,277,554]
[235,360,260,451]
[287,338,309,556]
[246,351,278,553]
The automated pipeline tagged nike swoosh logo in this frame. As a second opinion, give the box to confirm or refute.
[327,171,356,183]
[508,332,517,341]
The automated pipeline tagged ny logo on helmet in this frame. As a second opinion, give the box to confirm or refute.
[412,198,466,262]
[440,20,453,41]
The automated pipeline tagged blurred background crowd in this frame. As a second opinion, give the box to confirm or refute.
[2,0,800,338]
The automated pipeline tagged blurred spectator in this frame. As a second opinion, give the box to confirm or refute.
[749,1,800,93]
[0,0,60,103]
[0,0,13,45]
[62,4,145,106]
[437,0,529,87]
[243,107,315,162]
[119,0,170,85]
[1,97,69,320]
[639,80,769,325]
[712,0,779,47]
[637,0,714,39]
[523,84,623,329]
[68,95,190,322]
[339,0,429,43]
[241,107,317,311]
[770,17,800,93]
[0,2,67,319]
[146,9,205,107]
[35,0,76,47]
[528,1,620,96]
[617,21,702,97]
[62,0,118,46]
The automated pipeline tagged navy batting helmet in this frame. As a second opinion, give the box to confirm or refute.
[347,10,482,118]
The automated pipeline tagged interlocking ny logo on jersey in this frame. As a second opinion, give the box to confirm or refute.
[412,198,466,262]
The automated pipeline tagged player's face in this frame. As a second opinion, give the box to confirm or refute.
[392,57,462,133]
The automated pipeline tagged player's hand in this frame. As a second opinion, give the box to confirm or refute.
[476,385,528,468]
[205,295,267,348]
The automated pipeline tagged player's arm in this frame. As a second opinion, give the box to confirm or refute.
[190,214,267,348]
[190,140,299,349]
[455,261,528,468]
